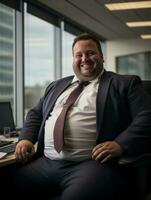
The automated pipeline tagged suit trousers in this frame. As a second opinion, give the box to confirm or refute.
[12,156,130,200]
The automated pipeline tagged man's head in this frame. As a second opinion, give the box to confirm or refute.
[72,33,104,81]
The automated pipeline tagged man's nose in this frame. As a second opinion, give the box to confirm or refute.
[82,54,89,62]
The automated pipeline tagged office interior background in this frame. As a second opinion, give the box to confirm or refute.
[0,0,151,129]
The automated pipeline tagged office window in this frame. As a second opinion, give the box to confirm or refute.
[116,52,151,80]
[0,3,15,108]
[24,11,55,115]
[62,30,75,77]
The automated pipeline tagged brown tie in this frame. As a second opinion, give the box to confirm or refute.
[53,81,88,153]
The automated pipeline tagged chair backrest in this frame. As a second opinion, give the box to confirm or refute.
[142,81,151,96]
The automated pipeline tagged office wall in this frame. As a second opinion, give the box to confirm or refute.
[105,39,151,72]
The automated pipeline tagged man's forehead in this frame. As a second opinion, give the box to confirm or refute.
[74,39,96,46]
[73,40,98,51]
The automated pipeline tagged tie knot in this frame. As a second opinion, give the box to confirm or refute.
[79,81,89,86]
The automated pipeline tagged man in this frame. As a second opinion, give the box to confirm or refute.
[14,33,151,200]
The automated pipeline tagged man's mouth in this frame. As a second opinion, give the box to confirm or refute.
[81,62,94,70]
[81,64,91,68]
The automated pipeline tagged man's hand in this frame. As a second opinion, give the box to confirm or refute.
[92,141,123,163]
[15,140,35,163]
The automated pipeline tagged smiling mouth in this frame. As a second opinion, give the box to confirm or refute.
[81,63,94,71]
[81,62,92,67]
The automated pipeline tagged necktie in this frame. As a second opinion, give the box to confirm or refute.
[53,81,88,153]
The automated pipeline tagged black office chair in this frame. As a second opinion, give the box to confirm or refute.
[118,80,151,200]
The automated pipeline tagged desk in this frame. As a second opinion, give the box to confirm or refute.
[0,135,17,167]
[0,154,16,167]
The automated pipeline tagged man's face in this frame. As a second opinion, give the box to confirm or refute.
[72,39,104,81]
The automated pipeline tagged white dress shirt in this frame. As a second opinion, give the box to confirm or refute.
[44,76,100,161]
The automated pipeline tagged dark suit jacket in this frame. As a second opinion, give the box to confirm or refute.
[20,70,151,157]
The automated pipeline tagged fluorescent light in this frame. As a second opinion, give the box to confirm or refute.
[105,1,151,10]
[126,21,151,27]
[141,34,151,39]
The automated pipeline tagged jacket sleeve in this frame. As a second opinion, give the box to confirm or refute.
[115,76,151,155]
[18,82,55,144]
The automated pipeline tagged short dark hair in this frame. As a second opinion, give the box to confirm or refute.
[72,33,103,55]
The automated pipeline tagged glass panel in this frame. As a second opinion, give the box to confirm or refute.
[116,52,151,80]
[0,3,15,110]
[62,30,75,77]
[24,11,55,115]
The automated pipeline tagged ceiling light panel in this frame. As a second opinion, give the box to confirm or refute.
[105,1,151,10]
[141,34,151,39]
[126,21,151,27]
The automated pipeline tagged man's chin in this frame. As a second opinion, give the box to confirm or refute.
[73,67,100,81]
[81,69,94,77]
[77,73,97,81]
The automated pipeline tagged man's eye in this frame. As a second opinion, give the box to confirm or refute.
[88,52,95,56]
[76,54,81,58]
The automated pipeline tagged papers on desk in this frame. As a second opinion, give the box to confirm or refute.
[0,152,7,159]
[0,136,17,160]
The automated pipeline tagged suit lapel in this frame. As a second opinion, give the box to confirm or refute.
[96,71,113,134]
[43,77,73,122]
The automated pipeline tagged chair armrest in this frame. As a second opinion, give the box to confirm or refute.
[118,153,151,168]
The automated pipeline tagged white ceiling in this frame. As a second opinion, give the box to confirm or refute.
[38,0,151,41]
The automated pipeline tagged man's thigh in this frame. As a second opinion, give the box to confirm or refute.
[13,156,60,197]
[60,159,126,200]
